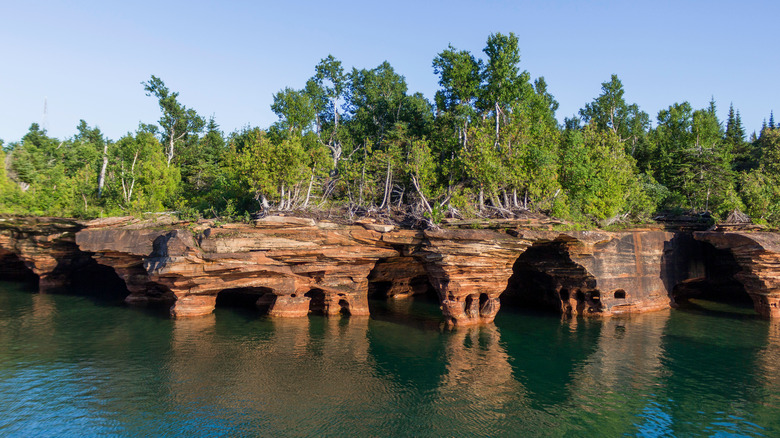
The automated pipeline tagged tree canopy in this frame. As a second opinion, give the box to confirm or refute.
[0,34,775,227]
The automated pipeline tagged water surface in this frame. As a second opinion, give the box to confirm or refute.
[1,282,778,437]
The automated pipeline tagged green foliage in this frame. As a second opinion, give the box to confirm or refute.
[560,126,646,220]
[102,130,180,213]
[3,35,779,228]
[142,75,205,166]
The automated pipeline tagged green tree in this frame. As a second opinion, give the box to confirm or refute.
[142,75,205,166]
[105,129,180,212]
[271,87,316,135]
[433,45,482,149]
[560,126,647,221]
[479,32,532,143]
[579,74,650,157]
[346,61,410,146]
[305,55,347,170]
[178,117,226,203]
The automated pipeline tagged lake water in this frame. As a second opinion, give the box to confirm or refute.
[1,280,779,437]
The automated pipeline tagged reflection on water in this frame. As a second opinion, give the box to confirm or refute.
[0,283,779,436]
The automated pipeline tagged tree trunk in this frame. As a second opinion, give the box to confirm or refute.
[490,191,503,210]
[380,161,391,209]
[494,102,500,147]
[303,173,314,208]
[97,142,108,198]
[167,135,175,167]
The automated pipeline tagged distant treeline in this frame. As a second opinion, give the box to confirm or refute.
[1,33,778,225]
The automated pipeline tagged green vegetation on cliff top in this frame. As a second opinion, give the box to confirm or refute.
[1,34,777,228]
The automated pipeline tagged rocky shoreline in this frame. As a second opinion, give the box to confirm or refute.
[1,215,778,325]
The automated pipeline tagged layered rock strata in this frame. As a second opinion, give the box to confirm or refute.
[419,229,532,325]
[694,232,780,318]
[6,215,778,325]
[504,231,679,316]
[0,217,91,290]
[76,217,406,319]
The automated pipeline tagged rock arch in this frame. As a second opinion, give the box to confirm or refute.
[502,231,679,318]
[502,240,602,316]
[694,232,780,318]
[0,248,39,284]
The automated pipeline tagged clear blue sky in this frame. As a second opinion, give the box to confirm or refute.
[1,0,778,143]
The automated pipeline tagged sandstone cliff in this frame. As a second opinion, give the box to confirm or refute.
[2,215,777,325]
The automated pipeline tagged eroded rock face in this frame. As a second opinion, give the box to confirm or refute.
[368,256,432,299]
[420,229,533,325]
[694,232,780,318]
[504,231,683,316]
[3,215,763,325]
[0,217,91,290]
[565,231,679,315]
[76,218,401,318]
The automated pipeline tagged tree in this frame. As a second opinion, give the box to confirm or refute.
[580,74,650,156]
[433,45,482,149]
[142,75,205,166]
[725,104,750,171]
[650,102,694,201]
[681,102,737,213]
[271,88,316,135]
[559,126,647,221]
[479,32,532,144]
[177,117,226,201]
[106,129,180,212]
[305,55,346,170]
[346,61,409,146]
[71,120,109,199]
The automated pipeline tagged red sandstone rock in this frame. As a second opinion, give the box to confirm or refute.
[76,219,398,319]
[421,229,533,325]
[0,217,91,291]
[694,232,780,318]
[7,215,773,326]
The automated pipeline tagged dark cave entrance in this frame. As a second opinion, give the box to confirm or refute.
[367,256,438,301]
[66,259,131,303]
[367,256,443,326]
[306,289,327,315]
[502,242,602,316]
[0,250,38,286]
[216,287,276,314]
[672,240,754,313]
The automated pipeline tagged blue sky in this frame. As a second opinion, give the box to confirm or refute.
[1,0,778,143]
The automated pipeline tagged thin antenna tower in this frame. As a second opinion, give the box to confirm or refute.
[42,97,48,131]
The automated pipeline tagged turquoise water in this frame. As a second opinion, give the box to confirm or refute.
[1,281,779,437]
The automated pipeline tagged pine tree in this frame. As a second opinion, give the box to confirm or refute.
[725,104,749,170]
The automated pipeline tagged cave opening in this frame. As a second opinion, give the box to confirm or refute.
[306,289,326,315]
[216,287,276,314]
[672,240,755,314]
[367,257,438,301]
[367,256,441,322]
[64,257,130,304]
[338,299,350,315]
[367,256,443,326]
[502,241,600,316]
[0,250,38,287]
